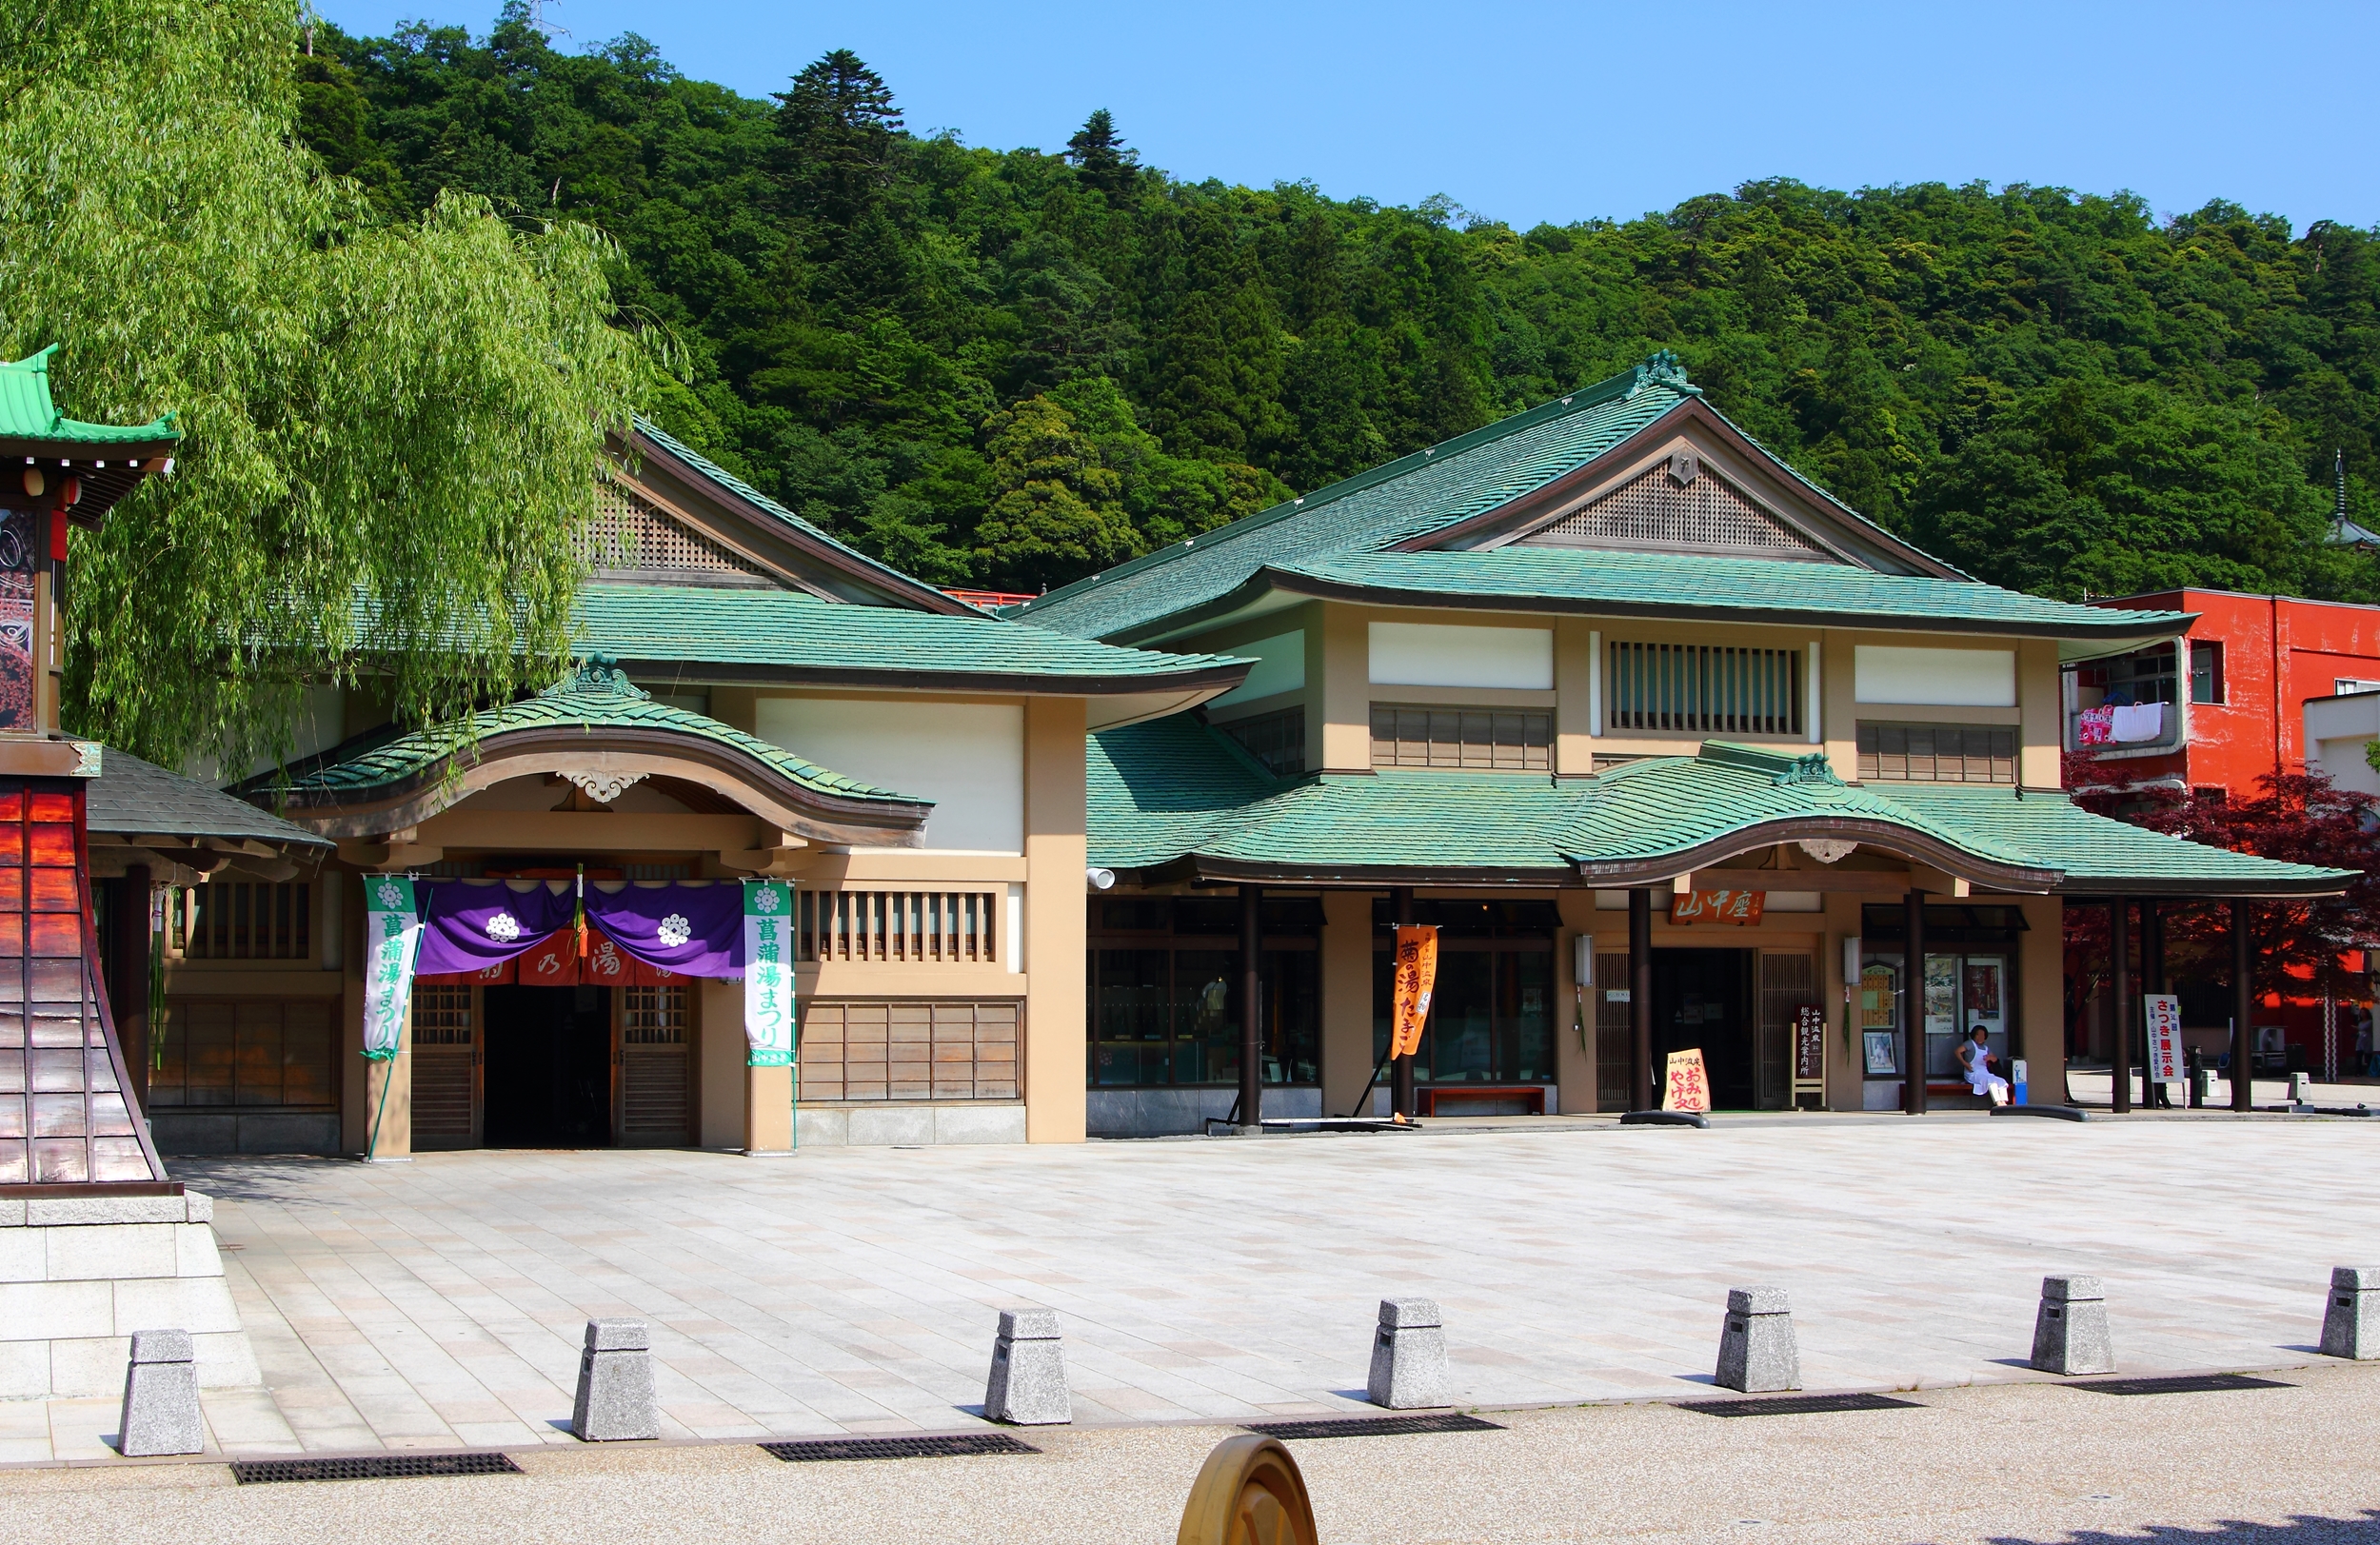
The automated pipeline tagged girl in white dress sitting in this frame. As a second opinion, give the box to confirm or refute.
[1959,1024,2011,1104]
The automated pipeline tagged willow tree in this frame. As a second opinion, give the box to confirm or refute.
[0,0,653,771]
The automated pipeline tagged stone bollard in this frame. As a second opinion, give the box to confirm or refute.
[984,1307,1071,1425]
[2030,1276,2115,1376]
[1715,1287,1800,1394]
[118,1328,203,1457]
[2321,1267,2380,1359]
[571,1317,659,1441]
[1366,1297,1451,1409]
[2290,1072,2313,1106]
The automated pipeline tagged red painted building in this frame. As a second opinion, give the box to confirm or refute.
[2072,589,2380,1076]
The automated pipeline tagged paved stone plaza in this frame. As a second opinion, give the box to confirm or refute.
[4,1109,2373,1464]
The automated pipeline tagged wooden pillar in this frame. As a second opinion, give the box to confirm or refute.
[1629,889,1653,1111]
[109,864,151,1116]
[1239,883,1262,1132]
[2110,896,2132,1115]
[1903,890,1927,1115]
[1390,886,1416,1118]
[2232,898,2255,1112]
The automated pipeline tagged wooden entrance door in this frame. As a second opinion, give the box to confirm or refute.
[410,983,481,1148]
[617,983,692,1146]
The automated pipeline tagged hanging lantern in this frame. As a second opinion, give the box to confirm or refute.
[20,467,42,498]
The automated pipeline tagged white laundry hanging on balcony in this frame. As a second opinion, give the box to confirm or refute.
[2109,702,2166,743]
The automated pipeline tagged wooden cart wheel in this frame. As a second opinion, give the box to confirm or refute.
[1175,1434,1319,1545]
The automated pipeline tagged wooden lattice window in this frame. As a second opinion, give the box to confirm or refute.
[175,883,312,961]
[583,481,770,581]
[1370,704,1551,770]
[410,984,472,1046]
[1856,723,2016,783]
[624,984,688,1045]
[1606,644,1803,736]
[1526,461,1820,554]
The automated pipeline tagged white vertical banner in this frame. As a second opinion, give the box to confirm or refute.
[743,880,795,1067]
[2144,993,2184,1084]
[362,877,422,1060]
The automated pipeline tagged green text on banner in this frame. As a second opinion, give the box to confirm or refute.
[362,877,422,1060]
[743,880,795,1067]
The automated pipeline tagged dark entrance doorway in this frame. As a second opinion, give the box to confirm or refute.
[1651,948,1755,1110]
[483,985,612,1147]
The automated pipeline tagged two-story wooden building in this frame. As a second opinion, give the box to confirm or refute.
[148,423,1248,1158]
[1015,354,2349,1128]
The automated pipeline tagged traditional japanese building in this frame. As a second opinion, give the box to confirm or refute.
[1014,353,2351,1127]
[157,423,1248,1158]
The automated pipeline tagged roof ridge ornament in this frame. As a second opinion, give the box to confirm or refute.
[547,651,646,700]
[1626,349,1700,400]
[1771,751,1845,788]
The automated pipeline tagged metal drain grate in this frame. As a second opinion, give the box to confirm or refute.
[230,1452,524,1485]
[1244,1413,1505,1440]
[2065,1374,2294,1396]
[760,1433,1042,1462]
[1680,1393,1925,1417]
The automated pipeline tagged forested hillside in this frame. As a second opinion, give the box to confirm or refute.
[300,6,2380,600]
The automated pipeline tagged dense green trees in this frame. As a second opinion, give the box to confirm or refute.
[1,0,649,769]
[303,8,2380,601]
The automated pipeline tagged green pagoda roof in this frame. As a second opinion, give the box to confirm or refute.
[1089,719,2350,897]
[576,583,1251,696]
[263,656,922,809]
[1012,352,2191,650]
[0,347,177,446]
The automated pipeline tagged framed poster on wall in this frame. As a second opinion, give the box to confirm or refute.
[1863,1029,1898,1075]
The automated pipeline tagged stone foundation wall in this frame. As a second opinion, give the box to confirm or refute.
[0,1191,259,1399]
[795,1100,1026,1146]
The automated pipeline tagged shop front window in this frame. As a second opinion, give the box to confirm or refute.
[1860,902,2019,1084]
[1087,896,1320,1087]
[1370,943,1555,1083]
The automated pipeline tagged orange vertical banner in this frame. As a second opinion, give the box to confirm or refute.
[1391,925,1438,1058]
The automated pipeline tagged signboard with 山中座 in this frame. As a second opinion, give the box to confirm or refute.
[1672,890,1764,925]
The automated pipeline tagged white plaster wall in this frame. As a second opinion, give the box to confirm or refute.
[1854,645,2015,707]
[1210,631,1305,706]
[1370,622,1554,689]
[755,697,1024,853]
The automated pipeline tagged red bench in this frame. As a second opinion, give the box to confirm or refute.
[1415,1085,1546,1117]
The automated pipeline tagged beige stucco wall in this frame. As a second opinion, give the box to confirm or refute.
[1169,600,2065,782]
[1319,890,1375,1116]
[1554,890,1597,1112]
[1022,696,1088,1141]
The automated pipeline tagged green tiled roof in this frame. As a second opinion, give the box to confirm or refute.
[1015,357,1699,640]
[577,583,1249,687]
[0,347,177,446]
[1872,782,2350,894]
[1088,721,2350,895]
[279,657,922,805]
[1272,549,2189,639]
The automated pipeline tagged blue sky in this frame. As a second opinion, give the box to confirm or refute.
[315,0,2379,233]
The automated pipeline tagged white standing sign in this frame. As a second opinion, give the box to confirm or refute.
[362,877,422,1060]
[743,881,795,1068]
[2144,993,2184,1084]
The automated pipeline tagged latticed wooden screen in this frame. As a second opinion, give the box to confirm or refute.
[798,888,999,964]
[1370,705,1552,769]
[621,984,689,1144]
[1527,463,1818,552]
[0,782,164,1184]
[583,481,770,581]
[1596,952,1632,1112]
[173,882,310,961]
[1606,643,1804,736]
[797,1000,1020,1100]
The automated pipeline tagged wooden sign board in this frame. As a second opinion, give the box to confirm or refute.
[1662,1047,1711,1113]
[1794,1004,1826,1080]
[1672,889,1765,926]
